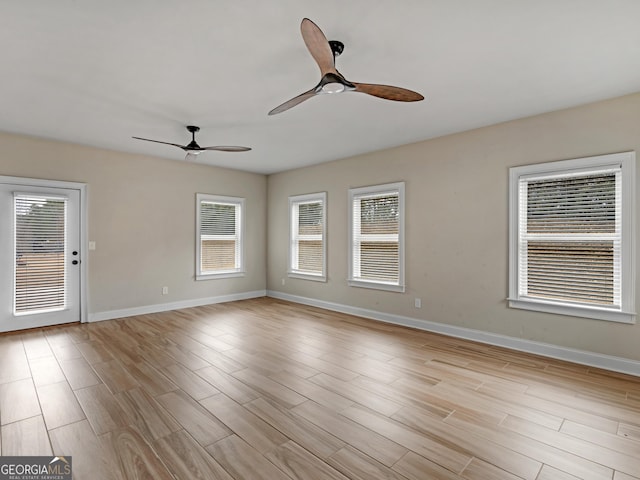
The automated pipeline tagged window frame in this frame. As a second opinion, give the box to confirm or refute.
[508,152,636,323]
[196,193,245,280]
[288,192,327,282]
[348,182,405,293]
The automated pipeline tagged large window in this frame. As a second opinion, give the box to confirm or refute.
[509,152,635,323]
[288,192,326,281]
[349,182,405,292]
[196,194,244,279]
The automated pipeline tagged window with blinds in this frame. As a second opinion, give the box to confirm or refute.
[289,192,326,281]
[349,182,405,292]
[509,152,635,323]
[521,172,619,305]
[14,194,67,314]
[196,194,244,278]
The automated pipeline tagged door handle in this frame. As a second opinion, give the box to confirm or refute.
[72,260,79,265]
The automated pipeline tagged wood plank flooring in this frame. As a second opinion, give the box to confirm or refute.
[1,297,639,479]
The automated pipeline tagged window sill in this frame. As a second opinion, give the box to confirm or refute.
[288,272,326,282]
[508,297,636,324]
[196,271,245,281]
[348,279,405,293]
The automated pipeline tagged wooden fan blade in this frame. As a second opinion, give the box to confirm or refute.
[353,83,424,102]
[301,18,337,75]
[202,146,251,152]
[268,89,317,116]
[132,136,185,148]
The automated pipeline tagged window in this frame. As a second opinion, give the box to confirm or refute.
[288,192,326,281]
[349,182,405,292]
[196,194,244,279]
[509,152,635,323]
[14,194,67,314]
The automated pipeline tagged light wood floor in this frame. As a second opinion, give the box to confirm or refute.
[1,297,639,480]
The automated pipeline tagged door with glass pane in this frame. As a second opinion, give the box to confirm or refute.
[0,183,81,332]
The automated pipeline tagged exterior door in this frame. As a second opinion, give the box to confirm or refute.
[0,181,82,332]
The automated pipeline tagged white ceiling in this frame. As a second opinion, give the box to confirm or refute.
[2,1,640,174]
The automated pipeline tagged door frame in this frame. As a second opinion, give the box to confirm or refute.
[0,175,88,324]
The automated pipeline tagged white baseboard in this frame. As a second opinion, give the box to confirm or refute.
[267,290,640,378]
[88,290,267,323]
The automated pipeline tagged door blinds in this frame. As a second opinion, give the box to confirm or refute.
[14,194,67,314]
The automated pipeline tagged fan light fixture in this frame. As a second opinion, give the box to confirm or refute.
[321,82,345,94]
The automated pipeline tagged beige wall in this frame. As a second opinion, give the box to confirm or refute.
[267,92,640,361]
[0,132,267,316]
[1,93,638,362]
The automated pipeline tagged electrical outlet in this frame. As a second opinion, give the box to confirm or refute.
[414,298,422,308]
[162,286,169,295]
[282,278,286,286]
[88,241,96,250]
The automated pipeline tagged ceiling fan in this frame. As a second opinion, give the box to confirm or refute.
[133,125,251,161]
[268,18,424,115]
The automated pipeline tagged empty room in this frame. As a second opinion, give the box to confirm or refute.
[0,1,639,479]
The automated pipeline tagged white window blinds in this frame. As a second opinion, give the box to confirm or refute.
[289,193,326,280]
[509,151,635,324]
[349,182,405,292]
[519,171,620,306]
[14,194,67,314]
[197,194,244,278]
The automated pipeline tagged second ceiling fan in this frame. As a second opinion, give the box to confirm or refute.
[269,18,424,115]
[133,125,251,161]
